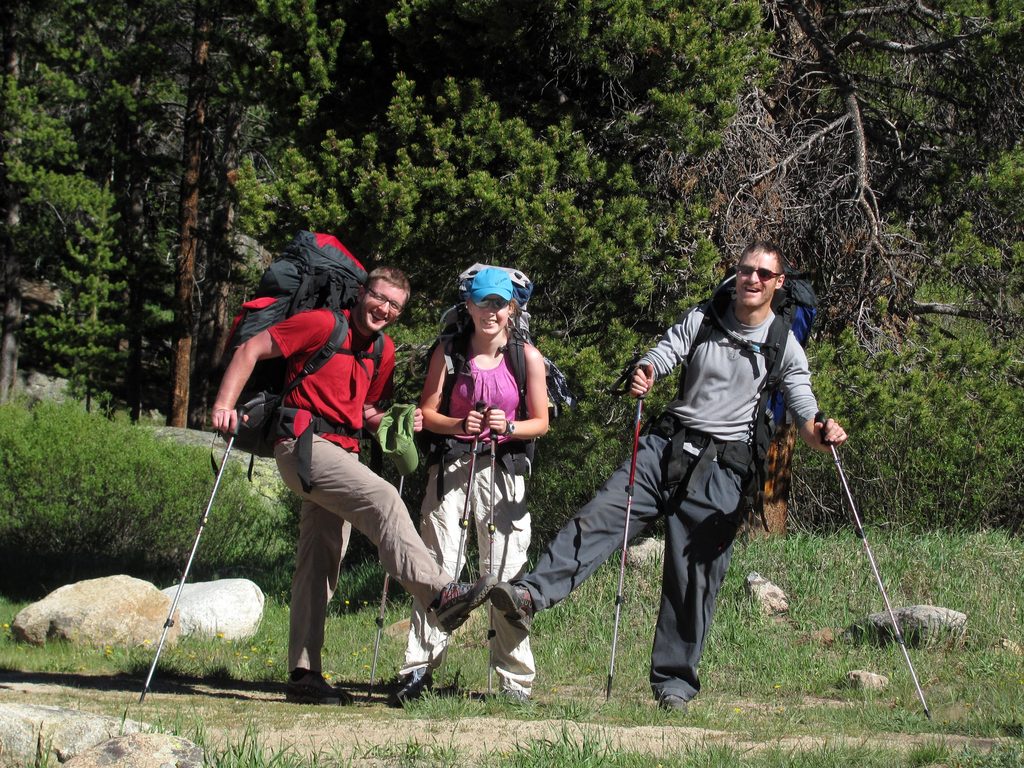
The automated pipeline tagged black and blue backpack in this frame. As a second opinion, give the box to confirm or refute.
[677,266,818,505]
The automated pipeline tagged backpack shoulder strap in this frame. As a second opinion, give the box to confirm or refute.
[438,326,472,415]
[676,300,719,398]
[503,331,528,419]
[280,312,349,401]
[368,334,385,380]
[687,299,718,365]
[761,281,799,390]
[760,312,790,389]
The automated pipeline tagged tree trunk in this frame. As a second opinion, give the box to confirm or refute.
[189,102,242,428]
[743,419,797,538]
[0,16,22,404]
[168,4,211,427]
[121,67,148,422]
[761,420,797,534]
[0,214,20,405]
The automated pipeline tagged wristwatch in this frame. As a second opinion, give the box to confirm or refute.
[505,421,516,436]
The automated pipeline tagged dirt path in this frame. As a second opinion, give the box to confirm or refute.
[0,671,1008,763]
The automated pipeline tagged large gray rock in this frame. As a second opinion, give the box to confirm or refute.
[12,575,178,647]
[161,578,265,640]
[0,704,143,767]
[845,604,967,647]
[14,370,69,404]
[64,733,204,768]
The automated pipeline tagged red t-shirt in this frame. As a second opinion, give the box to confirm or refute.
[269,308,395,452]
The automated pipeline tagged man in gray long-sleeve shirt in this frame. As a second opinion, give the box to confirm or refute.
[485,241,848,710]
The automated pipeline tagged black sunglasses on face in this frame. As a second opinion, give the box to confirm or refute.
[736,264,784,281]
[474,296,509,310]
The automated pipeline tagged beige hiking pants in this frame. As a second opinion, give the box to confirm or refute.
[275,434,451,674]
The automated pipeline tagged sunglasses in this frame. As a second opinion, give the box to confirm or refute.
[736,264,784,281]
[473,296,510,311]
[365,286,405,314]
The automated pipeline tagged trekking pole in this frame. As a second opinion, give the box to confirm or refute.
[367,475,405,700]
[140,434,235,704]
[486,433,498,695]
[452,402,487,581]
[606,396,645,701]
[819,413,932,720]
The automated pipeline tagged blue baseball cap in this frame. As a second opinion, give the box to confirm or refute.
[468,268,514,304]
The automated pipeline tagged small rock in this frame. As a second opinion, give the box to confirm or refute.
[846,670,889,691]
[386,618,411,639]
[627,538,665,567]
[745,572,789,615]
[845,604,966,647]
[1000,638,1022,656]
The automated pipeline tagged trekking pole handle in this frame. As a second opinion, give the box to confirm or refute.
[211,406,239,440]
[463,401,488,436]
[609,358,650,397]
[815,411,832,445]
[632,363,653,399]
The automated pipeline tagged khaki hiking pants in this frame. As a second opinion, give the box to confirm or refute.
[401,453,535,694]
[275,434,452,674]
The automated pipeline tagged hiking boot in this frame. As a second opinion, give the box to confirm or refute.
[489,582,534,631]
[433,573,497,633]
[500,686,531,703]
[657,693,689,712]
[388,666,433,708]
[285,670,353,705]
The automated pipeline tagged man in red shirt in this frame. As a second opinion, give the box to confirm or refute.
[212,265,495,704]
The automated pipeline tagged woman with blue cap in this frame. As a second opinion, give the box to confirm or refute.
[393,267,550,705]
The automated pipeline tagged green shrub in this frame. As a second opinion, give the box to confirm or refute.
[790,321,1024,533]
[0,399,297,599]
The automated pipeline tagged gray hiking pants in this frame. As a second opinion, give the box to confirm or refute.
[520,431,743,702]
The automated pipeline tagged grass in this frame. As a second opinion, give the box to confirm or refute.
[1,530,1022,766]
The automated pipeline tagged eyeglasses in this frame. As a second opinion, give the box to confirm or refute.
[365,286,405,315]
[473,296,509,311]
[736,264,784,281]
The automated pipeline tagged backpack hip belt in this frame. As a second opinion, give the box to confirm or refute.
[428,436,530,500]
[648,411,752,490]
[276,406,363,492]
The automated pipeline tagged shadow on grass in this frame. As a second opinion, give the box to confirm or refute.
[0,667,412,708]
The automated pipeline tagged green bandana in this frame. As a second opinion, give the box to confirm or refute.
[376,403,419,476]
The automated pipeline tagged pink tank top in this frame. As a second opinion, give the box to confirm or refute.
[449,354,520,444]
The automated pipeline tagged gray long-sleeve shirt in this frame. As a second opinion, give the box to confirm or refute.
[639,303,819,444]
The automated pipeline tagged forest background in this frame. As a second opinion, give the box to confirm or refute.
[1,0,1022,576]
